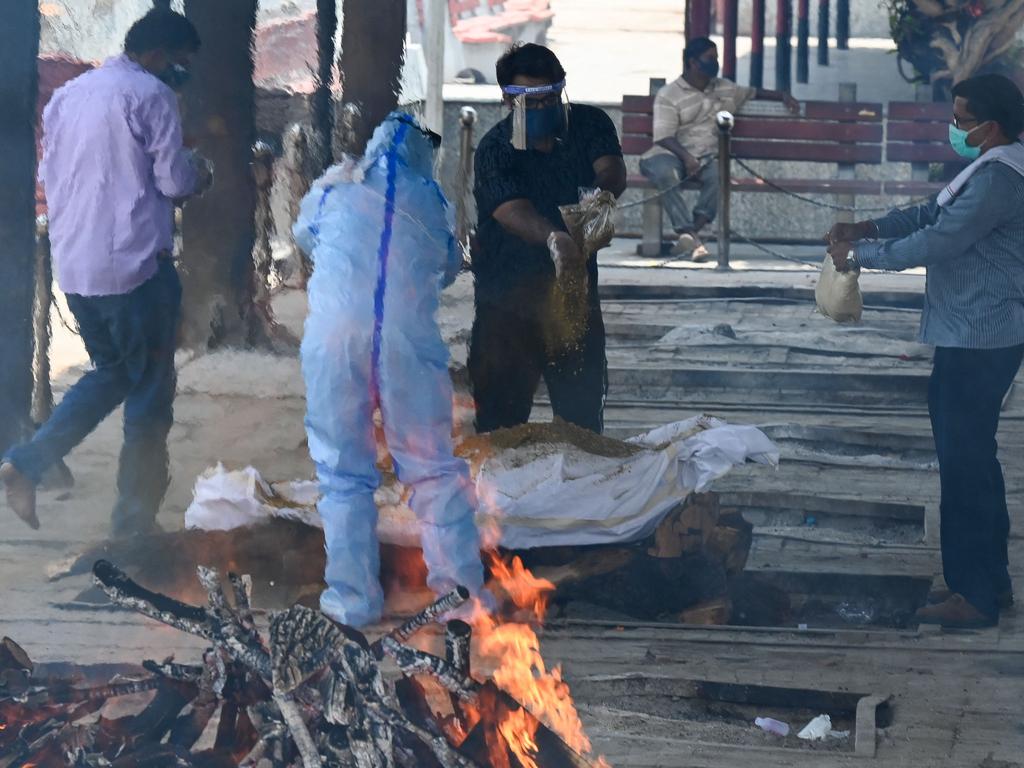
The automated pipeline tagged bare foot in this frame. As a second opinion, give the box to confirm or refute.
[0,462,39,530]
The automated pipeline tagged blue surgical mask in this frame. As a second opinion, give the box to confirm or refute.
[525,104,564,147]
[697,58,720,79]
[948,122,984,160]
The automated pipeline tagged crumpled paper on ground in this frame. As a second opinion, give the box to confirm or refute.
[185,415,779,550]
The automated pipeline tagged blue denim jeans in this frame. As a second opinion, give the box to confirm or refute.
[930,344,1024,618]
[4,259,181,535]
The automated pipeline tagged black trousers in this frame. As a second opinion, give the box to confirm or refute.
[468,298,607,434]
[929,344,1023,618]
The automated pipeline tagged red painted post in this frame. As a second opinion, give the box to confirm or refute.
[688,0,712,38]
[750,0,765,88]
[797,0,809,83]
[722,0,739,79]
[818,0,830,65]
[775,0,792,92]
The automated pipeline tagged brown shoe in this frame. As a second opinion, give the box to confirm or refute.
[915,593,995,628]
[928,586,1013,610]
[0,462,39,530]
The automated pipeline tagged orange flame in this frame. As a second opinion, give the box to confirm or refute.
[471,550,609,767]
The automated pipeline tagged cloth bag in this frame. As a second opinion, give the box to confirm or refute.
[815,253,862,323]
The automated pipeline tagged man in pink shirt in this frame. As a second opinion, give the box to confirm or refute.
[1,9,210,536]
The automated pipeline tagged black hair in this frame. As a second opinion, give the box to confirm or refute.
[684,37,717,67]
[952,74,1024,139]
[124,9,201,55]
[495,43,566,88]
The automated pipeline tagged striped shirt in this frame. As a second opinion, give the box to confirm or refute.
[644,76,756,161]
[855,162,1024,349]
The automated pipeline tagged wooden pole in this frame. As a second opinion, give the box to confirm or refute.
[775,0,792,92]
[796,0,810,83]
[424,0,446,134]
[817,0,830,66]
[722,0,739,80]
[688,0,712,39]
[836,0,849,49]
[181,0,261,349]
[750,0,765,88]
[0,0,39,455]
[337,0,408,155]
[312,0,338,170]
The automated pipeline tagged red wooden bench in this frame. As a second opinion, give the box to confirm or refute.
[622,81,951,256]
[886,101,963,196]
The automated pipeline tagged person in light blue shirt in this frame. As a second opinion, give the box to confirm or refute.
[826,74,1024,628]
[294,113,487,628]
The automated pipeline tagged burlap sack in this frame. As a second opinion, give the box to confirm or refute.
[815,253,863,323]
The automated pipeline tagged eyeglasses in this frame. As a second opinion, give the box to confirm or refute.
[952,114,979,130]
[524,92,562,110]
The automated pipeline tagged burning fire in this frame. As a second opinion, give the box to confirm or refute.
[470,549,610,768]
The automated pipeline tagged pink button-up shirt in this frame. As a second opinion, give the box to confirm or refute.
[39,54,198,297]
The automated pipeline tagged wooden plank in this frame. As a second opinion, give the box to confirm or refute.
[888,101,950,121]
[884,179,944,196]
[887,142,959,163]
[622,113,652,134]
[622,94,654,115]
[733,119,882,142]
[732,139,882,163]
[621,134,653,155]
[887,121,948,142]
[804,101,882,121]
[732,177,882,194]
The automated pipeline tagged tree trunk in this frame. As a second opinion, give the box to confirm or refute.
[180,0,261,350]
[337,0,408,155]
[313,0,338,170]
[0,1,40,454]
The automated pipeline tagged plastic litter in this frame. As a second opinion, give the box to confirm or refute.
[797,714,833,741]
[835,600,877,625]
[815,253,863,323]
[754,717,790,736]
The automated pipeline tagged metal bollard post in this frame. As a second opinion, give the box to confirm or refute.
[716,111,734,271]
[456,106,477,249]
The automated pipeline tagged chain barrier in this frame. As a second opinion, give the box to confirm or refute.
[619,157,934,215]
[729,157,934,213]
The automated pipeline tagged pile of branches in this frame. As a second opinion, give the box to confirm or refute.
[0,561,595,768]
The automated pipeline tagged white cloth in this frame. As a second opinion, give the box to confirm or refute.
[937,141,1024,207]
[185,416,780,550]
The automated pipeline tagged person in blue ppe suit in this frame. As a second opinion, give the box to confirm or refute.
[294,112,487,627]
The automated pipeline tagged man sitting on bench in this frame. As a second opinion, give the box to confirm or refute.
[640,37,798,261]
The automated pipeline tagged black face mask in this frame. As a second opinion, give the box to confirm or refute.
[158,63,191,90]
[696,58,720,79]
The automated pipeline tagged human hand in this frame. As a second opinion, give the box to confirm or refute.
[825,221,874,245]
[683,156,702,179]
[827,241,853,272]
[783,93,800,114]
[548,231,584,276]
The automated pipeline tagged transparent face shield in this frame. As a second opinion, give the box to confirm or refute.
[502,80,570,150]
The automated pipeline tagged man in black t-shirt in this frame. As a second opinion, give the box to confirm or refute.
[469,43,626,434]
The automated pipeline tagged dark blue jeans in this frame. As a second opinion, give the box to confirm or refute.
[930,344,1023,619]
[4,260,181,535]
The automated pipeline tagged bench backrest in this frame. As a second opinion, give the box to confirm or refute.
[622,94,884,164]
[886,101,959,164]
[450,0,482,19]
